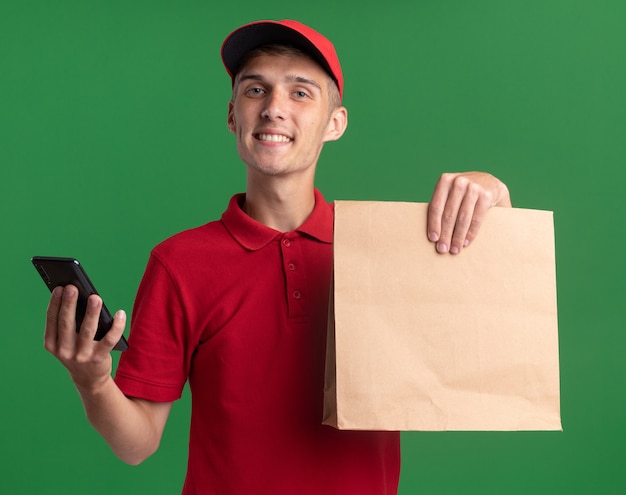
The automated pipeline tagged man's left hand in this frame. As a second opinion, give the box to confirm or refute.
[427,172,512,254]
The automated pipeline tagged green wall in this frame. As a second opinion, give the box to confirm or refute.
[2,1,624,493]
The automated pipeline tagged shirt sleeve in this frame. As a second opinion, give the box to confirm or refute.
[114,252,190,402]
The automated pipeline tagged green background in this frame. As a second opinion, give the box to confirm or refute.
[2,0,624,493]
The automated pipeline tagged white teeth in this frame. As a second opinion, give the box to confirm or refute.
[257,133,291,143]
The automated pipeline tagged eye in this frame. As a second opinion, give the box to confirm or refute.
[245,87,265,97]
[294,90,309,98]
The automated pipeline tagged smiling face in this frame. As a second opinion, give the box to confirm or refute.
[227,50,347,181]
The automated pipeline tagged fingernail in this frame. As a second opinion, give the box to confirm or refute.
[52,286,63,298]
[64,286,75,297]
[437,242,448,253]
[450,246,460,254]
[116,310,126,320]
[428,232,439,242]
[464,239,470,247]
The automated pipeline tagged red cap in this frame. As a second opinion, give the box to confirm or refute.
[221,20,343,100]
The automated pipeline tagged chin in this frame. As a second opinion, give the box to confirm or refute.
[250,163,289,177]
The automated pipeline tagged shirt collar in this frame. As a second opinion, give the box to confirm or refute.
[221,188,334,251]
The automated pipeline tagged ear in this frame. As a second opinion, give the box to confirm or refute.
[227,100,236,134]
[323,106,348,143]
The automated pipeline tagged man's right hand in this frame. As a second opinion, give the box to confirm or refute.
[42,284,172,465]
[44,285,126,393]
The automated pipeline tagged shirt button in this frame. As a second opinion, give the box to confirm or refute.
[293,290,302,300]
[282,238,292,248]
[288,263,296,271]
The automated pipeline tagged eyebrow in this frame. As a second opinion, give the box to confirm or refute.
[286,75,322,90]
[237,73,322,91]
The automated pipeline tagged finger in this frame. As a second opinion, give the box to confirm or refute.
[76,294,103,350]
[56,285,79,355]
[449,183,482,254]
[427,173,456,245]
[96,310,127,353]
[44,286,64,353]
[463,193,491,247]
[436,175,470,254]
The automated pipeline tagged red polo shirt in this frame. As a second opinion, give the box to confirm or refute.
[115,189,400,494]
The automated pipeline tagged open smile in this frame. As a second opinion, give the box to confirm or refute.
[254,133,293,143]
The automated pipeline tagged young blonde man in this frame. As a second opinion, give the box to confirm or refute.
[45,20,511,494]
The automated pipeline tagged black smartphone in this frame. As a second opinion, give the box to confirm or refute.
[32,256,128,351]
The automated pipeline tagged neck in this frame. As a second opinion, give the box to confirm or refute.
[243,173,316,232]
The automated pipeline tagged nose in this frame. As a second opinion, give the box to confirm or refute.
[261,90,286,121]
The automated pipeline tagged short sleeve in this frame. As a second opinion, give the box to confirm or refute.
[114,253,190,402]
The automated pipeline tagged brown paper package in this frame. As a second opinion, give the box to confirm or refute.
[323,201,562,431]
